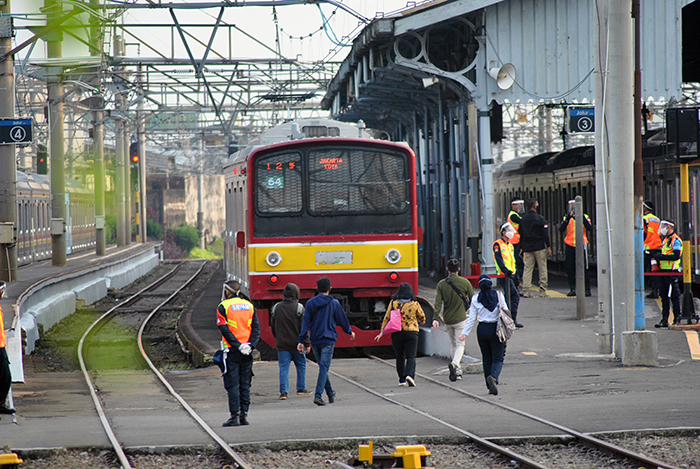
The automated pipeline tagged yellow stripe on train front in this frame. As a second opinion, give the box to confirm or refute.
[249,241,418,273]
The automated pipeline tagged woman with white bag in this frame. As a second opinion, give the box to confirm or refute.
[459,274,509,396]
[374,283,425,387]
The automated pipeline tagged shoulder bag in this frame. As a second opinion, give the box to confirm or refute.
[445,277,470,309]
[383,302,404,335]
[495,292,516,343]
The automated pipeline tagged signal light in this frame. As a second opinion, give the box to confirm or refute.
[269,274,279,285]
[388,272,399,282]
[37,144,48,174]
[129,142,139,166]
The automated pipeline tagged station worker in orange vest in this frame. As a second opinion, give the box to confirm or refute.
[643,200,662,299]
[0,281,14,416]
[217,280,260,427]
[653,220,682,328]
[558,200,593,297]
[507,199,525,283]
[493,223,522,328]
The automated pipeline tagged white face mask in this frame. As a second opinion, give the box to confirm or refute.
[505,230,515,239]
[659,227,668,236]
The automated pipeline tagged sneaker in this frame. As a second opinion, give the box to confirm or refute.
[448,363,457,382]
[398,381,408,386]
[328,393,335,404]
[223,415,240,427]
[514,322,524,329]
[654,322,669,328]
[406,376,415,387]
[455,374,462,380]
[539,288,548,298]
[0,405,16,415]
[521,290,533,298]
[567,289,576,297]
[279,392,288,400]
[296,389,312,395]
[314,396,326,406]
[486,375,498,395]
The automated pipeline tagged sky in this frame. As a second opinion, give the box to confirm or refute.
[13,0,422,65]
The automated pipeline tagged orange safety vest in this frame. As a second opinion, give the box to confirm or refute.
[659,233,682,271]
[564,215,590,247]
[0,304,5,349]
[507,210,521,244]
[643,213,662,250]
[493,238,515,275]
[216,297,255,348]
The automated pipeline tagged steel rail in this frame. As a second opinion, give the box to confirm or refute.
[325,364,551,469]
[367,354,681,469]
[77,262,188,469]
[77,261,253,469]
[136,261,253,469]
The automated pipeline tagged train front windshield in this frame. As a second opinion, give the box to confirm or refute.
[254,145,411,237]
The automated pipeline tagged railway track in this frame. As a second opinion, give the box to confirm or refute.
[77,260,253,469]
[320,354,681,469]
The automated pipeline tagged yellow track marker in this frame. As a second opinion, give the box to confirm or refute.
[685,331,700,360]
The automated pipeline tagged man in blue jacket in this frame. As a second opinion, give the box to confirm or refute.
[297,277,355,406]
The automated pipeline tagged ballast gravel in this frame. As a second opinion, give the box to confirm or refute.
[11,434,700,469]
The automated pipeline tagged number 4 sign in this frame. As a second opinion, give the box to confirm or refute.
[0,119,33,144]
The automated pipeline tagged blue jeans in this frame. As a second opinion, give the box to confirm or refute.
[476,322,505,385]
[311,344,334,400]
[278,350,307,394]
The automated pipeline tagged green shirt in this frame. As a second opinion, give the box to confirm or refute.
[434,273,475,325]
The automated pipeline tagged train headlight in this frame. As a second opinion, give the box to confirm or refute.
[385,248,401,264]
[265,251,282,267]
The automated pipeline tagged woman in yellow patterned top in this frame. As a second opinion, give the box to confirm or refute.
[374,283,425,387]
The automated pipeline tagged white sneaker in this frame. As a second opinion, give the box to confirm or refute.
[406,376,416,387]
[398,381,408,386]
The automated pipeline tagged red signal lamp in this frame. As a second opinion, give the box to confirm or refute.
[131,154,139,164]
[388,272,399,282]
[269,274,279,285]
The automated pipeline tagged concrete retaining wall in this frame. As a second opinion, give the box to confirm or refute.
[18,247,159,355]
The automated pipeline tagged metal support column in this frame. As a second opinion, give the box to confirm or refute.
[0,0,17,280]
[114,34,126,246]
[137,67,147,244]
[90,0,105,255]
[47,0,66,266]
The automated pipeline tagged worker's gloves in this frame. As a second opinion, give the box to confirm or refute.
[238,343,252,355]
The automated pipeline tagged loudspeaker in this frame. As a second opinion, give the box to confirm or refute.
[488,63,516,90]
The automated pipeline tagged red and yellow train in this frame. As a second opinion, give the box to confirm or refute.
[223,118,432,349]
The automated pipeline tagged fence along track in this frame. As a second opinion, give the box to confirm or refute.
[366,354,680,469]
[78,260,253,469]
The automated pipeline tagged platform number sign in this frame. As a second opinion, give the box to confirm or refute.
[0,119,33,144]
[567,106,595,134]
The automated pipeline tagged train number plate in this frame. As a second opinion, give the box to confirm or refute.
[315,250,353,265]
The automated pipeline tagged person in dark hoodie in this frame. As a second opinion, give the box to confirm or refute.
[271,283,312,400]
[297,277,355,406]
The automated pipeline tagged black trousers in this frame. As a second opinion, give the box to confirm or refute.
[512,242,524,281]
[659,274,681,323]
[391,331,419,381]
[565,245,590,292]
[223,353,253,415]
[0,348,11,406]
[644,249,661,293]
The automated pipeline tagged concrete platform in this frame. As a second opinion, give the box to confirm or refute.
[1,243,161,383]
[3,266,698,452]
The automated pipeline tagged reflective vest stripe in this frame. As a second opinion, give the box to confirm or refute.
[0,306,5,348]
[660,233,682,271]
[493,239,515,275]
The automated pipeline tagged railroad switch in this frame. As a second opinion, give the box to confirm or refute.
[355,441,432,468]
[0,453,23,468]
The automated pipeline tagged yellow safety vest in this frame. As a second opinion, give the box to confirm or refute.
[659,233,682,271]
[493,238,515,275]
[508,210,521,244]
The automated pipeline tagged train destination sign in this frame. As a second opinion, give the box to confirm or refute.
[567,106,595,134]
[0,118,33,144]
